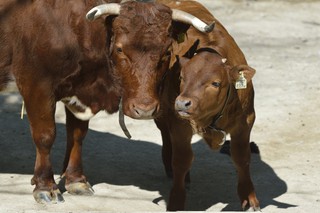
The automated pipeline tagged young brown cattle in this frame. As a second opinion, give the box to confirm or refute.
[154,1,260,211]
[177,46,259,210]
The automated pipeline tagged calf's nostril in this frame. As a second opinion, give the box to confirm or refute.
[185,100,191,107]
[175,99,192,110]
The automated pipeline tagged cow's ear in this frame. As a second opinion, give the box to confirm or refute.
[229,65,256,83]
[171,21,190,44]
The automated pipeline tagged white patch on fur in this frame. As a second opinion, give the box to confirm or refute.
[61,96,95,121]
[176,1,181,5]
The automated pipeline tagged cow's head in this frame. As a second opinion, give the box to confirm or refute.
[86,1,214,119]
[175,48,255,127]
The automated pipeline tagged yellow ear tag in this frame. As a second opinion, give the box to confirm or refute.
[177,33,185,44]
[235,71,247,89]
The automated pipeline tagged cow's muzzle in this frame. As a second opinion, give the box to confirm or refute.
[124,98,159,120]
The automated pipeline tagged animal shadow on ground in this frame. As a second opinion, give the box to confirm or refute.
[0,93,297,211]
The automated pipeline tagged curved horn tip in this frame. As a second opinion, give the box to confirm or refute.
[204,21,215,33]
[86,9,98,21]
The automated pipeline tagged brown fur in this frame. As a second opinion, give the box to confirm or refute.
[0,0,207,207]
[109,1,174,119]
[1,0,259,210]
[0,0,122,203]
[154,0,260,211]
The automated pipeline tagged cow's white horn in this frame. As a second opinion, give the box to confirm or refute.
[172,9,215,33]
[86,3,121,21]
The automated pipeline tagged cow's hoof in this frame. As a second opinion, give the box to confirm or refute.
[65,182,94,195]
[33,189,64,204]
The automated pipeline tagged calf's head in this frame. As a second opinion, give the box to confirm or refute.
[86,1,214,119]
[175,50,255,126]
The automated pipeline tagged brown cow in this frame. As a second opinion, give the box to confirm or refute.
[0,0,125,203]
[0,0,211,206]
[154,1,260,211]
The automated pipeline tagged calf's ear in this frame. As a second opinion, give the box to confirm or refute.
[229,64,256,83]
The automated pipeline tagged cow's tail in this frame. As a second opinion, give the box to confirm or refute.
[0,69,13,91]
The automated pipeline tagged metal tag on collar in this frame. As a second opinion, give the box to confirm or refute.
[235,71,247,89]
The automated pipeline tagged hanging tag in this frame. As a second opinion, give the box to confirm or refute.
[235,71,247,89]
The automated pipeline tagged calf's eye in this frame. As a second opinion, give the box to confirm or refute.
[212,82,221,88]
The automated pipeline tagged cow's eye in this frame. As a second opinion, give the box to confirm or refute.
[212,82,221,88]
[116,47,123,53]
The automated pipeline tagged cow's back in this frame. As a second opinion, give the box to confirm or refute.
[0,0,122,113]
[1,1,104,80]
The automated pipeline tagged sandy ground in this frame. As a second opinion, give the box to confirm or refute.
[1,0,320,212]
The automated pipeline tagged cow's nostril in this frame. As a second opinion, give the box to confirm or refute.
[130,102,158,119]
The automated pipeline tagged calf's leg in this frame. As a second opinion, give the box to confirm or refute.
[62,107,93,195]
[230,129,260,211]
[156,112,193,211]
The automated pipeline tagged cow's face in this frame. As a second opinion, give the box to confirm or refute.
[109,2,173,119]
[175,52,229,123]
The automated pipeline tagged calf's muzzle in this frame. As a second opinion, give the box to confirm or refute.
[175,97,192,111]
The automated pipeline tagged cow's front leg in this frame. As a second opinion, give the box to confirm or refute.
[166,117,193,211]
[155,118,173,178]
[62,107,93,195]
[230,129,260,211]
[23,91,63,203]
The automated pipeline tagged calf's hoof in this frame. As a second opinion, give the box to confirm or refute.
[65,182,94,195]
[33,189,64,204]
[241,197,261,212]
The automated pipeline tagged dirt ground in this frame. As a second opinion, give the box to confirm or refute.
[1,0,319,212]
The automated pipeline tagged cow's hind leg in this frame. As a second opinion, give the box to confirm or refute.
[230,129,260,211]
[62,107,93,195]
[23,88,64,203]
